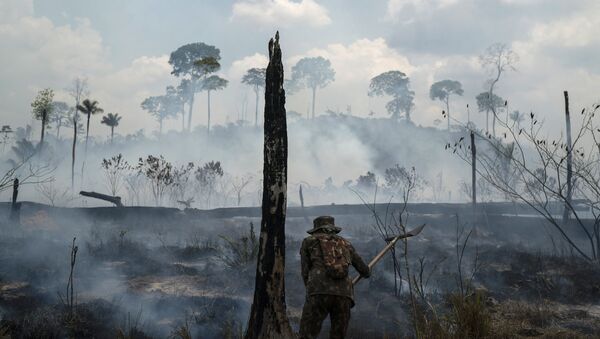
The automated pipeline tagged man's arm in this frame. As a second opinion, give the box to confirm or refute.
[300,238,311,285]
[349,244,370,278]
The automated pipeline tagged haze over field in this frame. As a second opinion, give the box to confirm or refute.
[1,0,599,137]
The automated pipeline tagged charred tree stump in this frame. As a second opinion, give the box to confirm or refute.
[299,185,309,223]
[563,91,573,223]
[470,131,476,212]
[9,178,20,223]
[245,32,294,339]
[79,191,123,207]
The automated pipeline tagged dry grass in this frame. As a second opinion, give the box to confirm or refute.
[490,300,600,338]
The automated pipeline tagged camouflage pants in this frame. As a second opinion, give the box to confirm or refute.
[299,294,352,339]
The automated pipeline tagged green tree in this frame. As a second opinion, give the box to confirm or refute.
[290,56,335,119]
[77,99,103,152]
[67,77,89,188]
[76,98,103,181]
[31,88,54,148]
[169,43,221,131]
[141,89,179,136]
[201,74,228,134]
[479,43,518,135]
[476,92,504,132]
[509,110,525,130]
[101,113,122,144]
[369,71,415,122]
[242,68,266,127]
[141,96,164,135]
[430,80,464,130]
[50,101,70,139]
[176,80,192,132]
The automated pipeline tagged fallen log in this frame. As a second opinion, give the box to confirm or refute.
[79,191,123,207]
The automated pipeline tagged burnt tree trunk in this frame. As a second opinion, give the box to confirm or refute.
[79,191,123,207]
[470,131,477,211]
[71,113,77,188]
[563,91,573,223]
[9,178,20,223]
[245,32,294,339]
[299,185,309,223]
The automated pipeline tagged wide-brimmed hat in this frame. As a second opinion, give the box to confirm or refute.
[307,216,341,234]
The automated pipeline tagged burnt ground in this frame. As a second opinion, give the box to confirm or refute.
[0,202,599,338]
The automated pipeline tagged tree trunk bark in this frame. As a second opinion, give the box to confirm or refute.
[40,111,46,150]
[311,86,316,119]
[446,97,450,131]
[207,90,211,135]
[245,32,294,339]
[110,127,114,144]
[188,93,195,132]
[299,184,309,223]
[181,107,186,132]
[71,113,77,189]
[563,91,573,223]
[81,114,91,182]
[9,178,20,223]
[255,85,260,127]
[471,131,477,212]
[80,191,123,207]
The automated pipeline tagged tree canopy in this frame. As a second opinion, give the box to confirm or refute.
[369,71,415,121]
[31,88,54,126]
[242,68,267,88]
[476,92,504,113]
[290,56,335,91]
[202,75,228,92]
[429,80,464,102]
[76,99,103,118]
[169,43,220,77]
[101,113,121,128]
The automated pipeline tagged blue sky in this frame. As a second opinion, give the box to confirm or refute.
[1,0,599,137]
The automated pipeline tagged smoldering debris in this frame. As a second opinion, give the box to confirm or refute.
[1,204,600,337]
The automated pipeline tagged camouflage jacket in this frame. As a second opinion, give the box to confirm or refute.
[300,231,370,301]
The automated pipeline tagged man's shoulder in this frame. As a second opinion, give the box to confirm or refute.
[301,235,319,248]
[304,233,353,247]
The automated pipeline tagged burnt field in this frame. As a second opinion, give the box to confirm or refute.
[1,202,599,338]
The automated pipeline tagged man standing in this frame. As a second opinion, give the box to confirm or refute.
[299,216,371,339]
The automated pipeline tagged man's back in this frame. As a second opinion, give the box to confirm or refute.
[299,216,371,339]
[300,232,370,302]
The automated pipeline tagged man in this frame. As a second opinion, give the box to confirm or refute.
[299,216,371,339]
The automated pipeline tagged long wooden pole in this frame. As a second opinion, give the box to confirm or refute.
[471,131,477,212]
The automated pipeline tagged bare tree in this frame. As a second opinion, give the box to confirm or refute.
[0,155,54,194]
[36,182,75,206]
[67,77,89,188]
[137,155,174,206]
[479,43,518,136]
[231,174,254,206]
[170,162,195,207]
[101,154,130,197]
[450,98,600,262]
[194,161,224,208]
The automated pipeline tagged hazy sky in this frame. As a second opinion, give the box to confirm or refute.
[1,0,599,138]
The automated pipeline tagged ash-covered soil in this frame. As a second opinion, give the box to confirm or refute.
[1,205,599,338]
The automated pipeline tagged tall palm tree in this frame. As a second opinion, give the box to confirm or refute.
[76,99,103,179]
[101,113,121,144]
